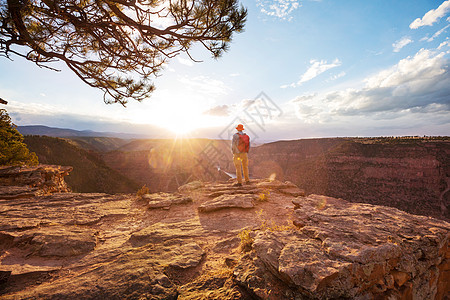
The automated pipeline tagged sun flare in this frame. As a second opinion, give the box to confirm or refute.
[164,120,195,135]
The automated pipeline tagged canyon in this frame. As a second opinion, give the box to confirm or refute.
[249,137,450,221]
[23,136,450,221]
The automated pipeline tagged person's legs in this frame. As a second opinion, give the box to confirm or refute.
[242,153,250,183]
[233,154,243,184]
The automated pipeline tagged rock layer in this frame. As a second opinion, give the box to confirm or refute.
[235,194,449,299]
[250,138,450,221]
[0,165,72,198]
[1,172,448,299]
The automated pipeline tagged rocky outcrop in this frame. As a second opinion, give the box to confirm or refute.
[235,194,449,299]
[0,165,72,198]
[250,138,450,221]
[1,175,448,299]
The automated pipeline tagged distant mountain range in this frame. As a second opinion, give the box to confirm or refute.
[17,125,147,139]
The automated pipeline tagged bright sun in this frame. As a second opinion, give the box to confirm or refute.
[164,120,196,135]
[128,95,226,136]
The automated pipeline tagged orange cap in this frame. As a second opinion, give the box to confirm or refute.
[236,124,244,131]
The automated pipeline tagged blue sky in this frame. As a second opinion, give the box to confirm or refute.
[1,0,449,141]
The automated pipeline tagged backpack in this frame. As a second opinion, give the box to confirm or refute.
[237,133,250,153]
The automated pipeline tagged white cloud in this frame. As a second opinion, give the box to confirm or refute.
[280,83,296,89]
[178,75,230,96]
[392,36,413,52]
[257,0,301,20]
[329,71,346,81]
[281,58,342,88]
[290,48,450,124]
[202,105,230,116]
[438,39,450,49]
[299,58,342,84]
[364,49,447,89]
[426,24,450,42]
[410,0,450,29]
[177,56,194,67]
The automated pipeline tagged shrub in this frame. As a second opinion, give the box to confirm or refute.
[258,189,270,201]
[136,184,150,197]
[238,229,253,253]
[0,109,38,166]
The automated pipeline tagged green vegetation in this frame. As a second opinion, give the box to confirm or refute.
[23,135,139,193]
[64,137,130,152]
[1,0,246,105]
[0,109,38,166]
[238,229,253,253]
[346,136,450,144]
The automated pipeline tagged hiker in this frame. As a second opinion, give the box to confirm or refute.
[231,124,250,186]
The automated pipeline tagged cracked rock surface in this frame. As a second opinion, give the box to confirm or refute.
[1,171,448,299]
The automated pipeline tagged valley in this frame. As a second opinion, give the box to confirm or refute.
[23,135,450,221]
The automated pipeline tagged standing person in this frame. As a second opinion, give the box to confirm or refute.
[231,124,250,186]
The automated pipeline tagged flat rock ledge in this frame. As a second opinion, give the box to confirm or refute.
[198,194,257,212]
[143,192,192,209]
[1,174,448,300]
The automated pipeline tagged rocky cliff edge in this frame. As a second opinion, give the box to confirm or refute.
[0,166,448,299]
[0,165,72,198]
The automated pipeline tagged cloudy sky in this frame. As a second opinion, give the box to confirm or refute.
[1,0,449,141]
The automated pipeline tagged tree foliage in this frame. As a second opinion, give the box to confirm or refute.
[0,109,38,166]
[0,0,247,105]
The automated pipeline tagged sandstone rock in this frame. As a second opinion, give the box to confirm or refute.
[278,187,305,197]
[165,242,204,269]
[0,186,37,199]
[254,180,305,197]
[143,192,192,209]
[129,219,206,246]
[178,180,204,193]
[1,176,448,300]
[207,188,261,198]
[233,194,450,299]
[250,138,450,221]
[214,237,241,252]
[0,193,132,232]
[198,194,257,213]
[154,274,172,288]
[0,270,11,285]
[29,228,98,257]
[0,165,72,196]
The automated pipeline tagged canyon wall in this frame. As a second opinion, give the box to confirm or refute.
[250,138,450,220]
[101,139,233,192]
